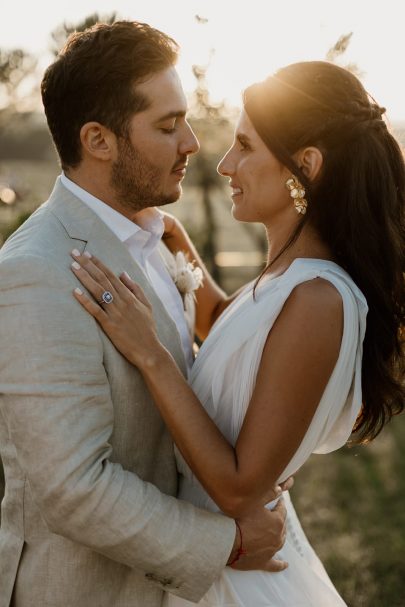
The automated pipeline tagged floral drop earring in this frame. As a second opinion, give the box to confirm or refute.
[285,175,308,215]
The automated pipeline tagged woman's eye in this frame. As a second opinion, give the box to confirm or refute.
[237,136,251,151]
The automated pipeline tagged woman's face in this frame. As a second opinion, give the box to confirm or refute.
[217,110,293,226]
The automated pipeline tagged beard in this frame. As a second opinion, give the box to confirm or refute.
[110,137,181,213]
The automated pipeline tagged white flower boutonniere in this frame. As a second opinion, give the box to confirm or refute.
[171,251,203,300]
[159,244,204,341]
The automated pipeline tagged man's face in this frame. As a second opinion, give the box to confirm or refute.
[111,66,199,213]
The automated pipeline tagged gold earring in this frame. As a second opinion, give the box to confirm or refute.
[285,175,308,215]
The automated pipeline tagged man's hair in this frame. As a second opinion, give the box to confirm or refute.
[41,21,179,169]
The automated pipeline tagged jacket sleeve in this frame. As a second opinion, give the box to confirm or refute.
[0,253,235,602]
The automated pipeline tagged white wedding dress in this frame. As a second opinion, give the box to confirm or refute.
[165,258,368,607]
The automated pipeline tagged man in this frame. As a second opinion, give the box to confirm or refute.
[0,22,287,607]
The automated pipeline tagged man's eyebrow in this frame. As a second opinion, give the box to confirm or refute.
[155,110,187,122]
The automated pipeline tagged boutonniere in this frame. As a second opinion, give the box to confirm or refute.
[170,251,203,300]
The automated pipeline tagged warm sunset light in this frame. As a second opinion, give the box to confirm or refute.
[1,0,404,121]
[1,6,404,607]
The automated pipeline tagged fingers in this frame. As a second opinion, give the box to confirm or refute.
[265,557,289,572]
[272,496,287,518]
[272,484,283,500]
[70,250,152,321]
[119,272,151,308]
[73,287,108,325]
[70,250,147,310]
[231,554,288,573]
[273,498,288,542]
[71,249,128,301]
[279,476,294,492]
[71,259,115,305]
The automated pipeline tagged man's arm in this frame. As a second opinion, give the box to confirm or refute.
[0,253,236,601]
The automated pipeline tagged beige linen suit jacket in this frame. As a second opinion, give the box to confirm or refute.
[0,179,235,607]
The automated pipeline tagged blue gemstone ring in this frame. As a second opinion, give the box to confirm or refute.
[99,290,114,305]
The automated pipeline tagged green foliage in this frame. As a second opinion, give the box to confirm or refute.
[1,210,32,242]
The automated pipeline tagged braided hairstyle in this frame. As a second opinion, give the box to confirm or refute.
[244,61,404,443]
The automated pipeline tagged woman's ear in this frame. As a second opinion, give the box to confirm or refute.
[297,147,323,181]
[79,122,117,161]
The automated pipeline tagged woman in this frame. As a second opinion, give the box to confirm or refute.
[70,61,405,605]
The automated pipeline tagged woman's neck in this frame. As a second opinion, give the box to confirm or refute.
[263,222,334,279]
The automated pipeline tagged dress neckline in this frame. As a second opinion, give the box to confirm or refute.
[253,258,344,292]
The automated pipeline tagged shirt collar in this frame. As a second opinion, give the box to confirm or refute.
[60,173,164,251]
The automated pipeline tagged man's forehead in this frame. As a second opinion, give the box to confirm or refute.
[135,67,187,116]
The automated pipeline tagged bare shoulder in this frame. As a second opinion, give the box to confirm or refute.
[272,277,344,341]
[289,277,343,314]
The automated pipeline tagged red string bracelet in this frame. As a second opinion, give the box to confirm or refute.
[229,521,248,567]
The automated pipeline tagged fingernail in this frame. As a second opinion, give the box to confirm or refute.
[71,248,80,257]
[71,261,81,270]
[83,251,92,258]
[74,287,83,295]
[122,271,131,281]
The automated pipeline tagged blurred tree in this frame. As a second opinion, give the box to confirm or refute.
[188,54,267,284]
[188,13,268,285]
[188,55,232,283]
[0,48,37,123]
[50,12,118,55]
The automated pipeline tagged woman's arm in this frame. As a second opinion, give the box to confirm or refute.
[71,252,343,518]
[161,213,244,339]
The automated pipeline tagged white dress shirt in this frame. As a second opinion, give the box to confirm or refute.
[60,173,193,370]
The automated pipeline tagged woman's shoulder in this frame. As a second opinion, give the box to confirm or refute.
[287,275,344,318]
[271,276,344,357]
[279,257,367,310]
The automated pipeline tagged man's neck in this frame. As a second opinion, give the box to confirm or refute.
[64,168,136,221]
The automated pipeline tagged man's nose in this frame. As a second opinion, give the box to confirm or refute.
[179,123,200,156]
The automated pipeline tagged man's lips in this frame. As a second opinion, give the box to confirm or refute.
[172,162,188,173]
[171,164,188,180]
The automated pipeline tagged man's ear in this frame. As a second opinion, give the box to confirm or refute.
[79,122,117,161]
[296,147,323,182]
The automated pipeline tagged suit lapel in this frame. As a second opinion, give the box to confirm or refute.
[46,178,187,376]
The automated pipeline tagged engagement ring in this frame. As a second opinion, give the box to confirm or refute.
[99,291,114,305]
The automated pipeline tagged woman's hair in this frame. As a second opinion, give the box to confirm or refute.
[244,61,404,443]
[41,21,179,169]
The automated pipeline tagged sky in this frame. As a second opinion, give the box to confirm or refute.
[2,0,405,121]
